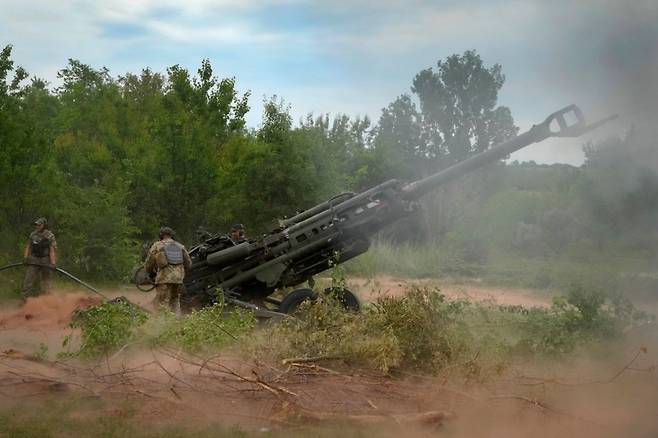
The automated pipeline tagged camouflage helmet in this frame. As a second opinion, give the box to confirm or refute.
[159,226,175,239]
[34,217,48,227]
[231,223,244,231]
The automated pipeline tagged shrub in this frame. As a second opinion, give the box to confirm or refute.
[501,282,651,355]
[150,301,255,353]
[365,287,472,370]
[257,287,479,374]
[62,296,256,359]
[258,293,402,372]
[63,298,148,359]
[258,282,651,376]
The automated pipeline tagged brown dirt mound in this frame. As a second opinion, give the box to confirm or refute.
[0,292,102,330]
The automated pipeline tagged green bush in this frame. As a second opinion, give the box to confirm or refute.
[258,287,480,374]
[366,287,472,370]
[150,301,255,353]
[258,293,402,372]
[257,282,650,376]
[491,282,651,355]
[61,296,256,359]
[63,298,148,359]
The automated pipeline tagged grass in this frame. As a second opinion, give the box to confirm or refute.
[251,283,650,377]
[0,397,245,438]
[0,268,23,300]
[59,298,256,360]
[0,396,396,438]
[344,241,483,279]
[344,240,658,297]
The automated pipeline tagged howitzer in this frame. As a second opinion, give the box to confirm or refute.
[136,105,615,315]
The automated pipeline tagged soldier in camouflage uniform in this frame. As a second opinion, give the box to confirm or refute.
[22,217,57,300]
[144,227,192,315]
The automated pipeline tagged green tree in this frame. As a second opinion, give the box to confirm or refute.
[298,113,373,191]
[121,60,250,240]
[412,50,517,163]
[215,97,328,231]
[0,45,60,260]
[369,51,518,243]
[366,95,422,184]
[372,50,517,182]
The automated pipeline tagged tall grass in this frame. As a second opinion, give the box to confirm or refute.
[344,239,658,296]
[344,240,482,279]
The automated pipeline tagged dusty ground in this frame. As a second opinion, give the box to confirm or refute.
[0,280,656,437]
[347,275,552,308]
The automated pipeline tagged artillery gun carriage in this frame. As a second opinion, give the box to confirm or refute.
[135,105,614,316]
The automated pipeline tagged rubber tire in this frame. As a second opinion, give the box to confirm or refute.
[278,288,317,314]
[324,287,361,312]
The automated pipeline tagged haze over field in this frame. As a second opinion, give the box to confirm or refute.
[2,0,656,164]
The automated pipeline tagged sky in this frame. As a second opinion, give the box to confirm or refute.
[1,0,656,164]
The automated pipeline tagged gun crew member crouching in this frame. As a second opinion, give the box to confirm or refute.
[144,227,192,315]
[22,217,57,300]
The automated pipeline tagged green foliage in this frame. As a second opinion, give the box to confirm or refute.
[259,287,479,375]
[479,282,651,356]
[367,50,518,187]
[366,287,472,370]
[150,302,255,353]
[0,398,257,438]
[259,294,402,372]
[328,251,348,293]
[63,299,148,359]
[344,240,484,278]
[54,183,138,279]
[61,297,255,359]
[258,282,649,376]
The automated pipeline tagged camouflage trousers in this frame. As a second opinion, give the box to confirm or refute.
[22,256,52,300]
[153,283,184,316]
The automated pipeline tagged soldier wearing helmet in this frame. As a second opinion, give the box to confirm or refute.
[229,223,246,244]
[144,226,192,315]
[22,217,57,300]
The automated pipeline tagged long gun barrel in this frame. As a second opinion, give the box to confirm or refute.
[402,105,617,199]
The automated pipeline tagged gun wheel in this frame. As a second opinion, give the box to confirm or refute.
[324,287,360,312]
[278,288,317,314]
[278,287,361,314]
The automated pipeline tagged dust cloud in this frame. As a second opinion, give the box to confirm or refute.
[0,291,101,330]
[543,0,658,161]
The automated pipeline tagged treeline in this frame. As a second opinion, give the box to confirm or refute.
[1,44,657,282]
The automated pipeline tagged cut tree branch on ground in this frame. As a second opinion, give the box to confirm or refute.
[282,355,340,365]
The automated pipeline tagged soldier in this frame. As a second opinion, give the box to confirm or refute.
[144,226,192,315]
[22,217,57,300]
[229,223,246,243]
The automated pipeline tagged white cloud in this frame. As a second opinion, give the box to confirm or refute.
[142,20,284,44]
[93,0,298,21]
[302,0,538,55]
